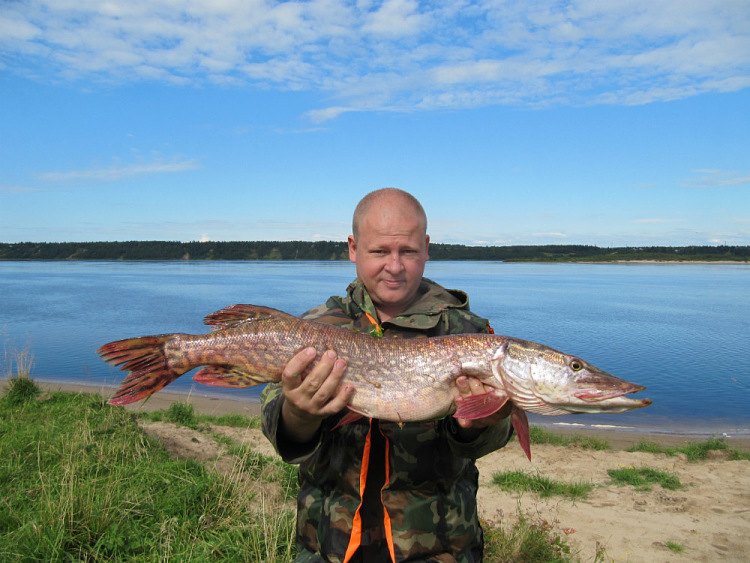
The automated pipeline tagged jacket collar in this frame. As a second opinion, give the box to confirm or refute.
[346,277,470,330]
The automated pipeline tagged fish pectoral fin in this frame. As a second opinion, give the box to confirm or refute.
[511,407,532,461]
[453,392,508,420]
[193,366,268,387]
[203,304,294,329]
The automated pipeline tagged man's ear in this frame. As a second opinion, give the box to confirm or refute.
[425,234,430,260]
[348,235,357,263]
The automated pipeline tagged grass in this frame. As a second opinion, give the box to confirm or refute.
[1,380,577,562]
[492,470,593,500]
[3,375,41,405]
[0,388,295,561]
[528,426,610,450]
[607,466,683,491]
[627,438,750,461]
[211,433,300,502]
[138,402,261,430]
[666,540,685,553]
[483,511,575,562]
[3,348,41,405]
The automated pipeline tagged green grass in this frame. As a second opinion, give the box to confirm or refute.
[3,376,41,405]
[627,438,750,461]
[492,470,593,499]
[209,431,299,502]
[607,466,683,491]
[3,348,40,405]
[666,540,684,553]
[528,426,610,450]
[0,388,295,561]
[482,511,574,562]
[138,402,261,430]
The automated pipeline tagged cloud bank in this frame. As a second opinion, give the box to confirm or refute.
[2,1,749,119]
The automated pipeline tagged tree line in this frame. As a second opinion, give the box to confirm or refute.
[0,241,748,262]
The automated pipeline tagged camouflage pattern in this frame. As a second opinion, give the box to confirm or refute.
[261,278,513,562]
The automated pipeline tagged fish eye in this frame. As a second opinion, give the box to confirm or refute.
[570,360,583,371]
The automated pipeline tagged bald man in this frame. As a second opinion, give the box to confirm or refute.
[261,188,512,562]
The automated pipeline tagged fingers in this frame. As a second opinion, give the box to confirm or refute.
[456,375,485,397]
[281,348,351,419]
[455,376,508,429]
[282,347,317,390]
[314,358,354,416]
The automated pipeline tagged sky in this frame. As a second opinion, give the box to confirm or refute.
[1,0,749,247]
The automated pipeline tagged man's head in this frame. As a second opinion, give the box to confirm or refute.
[348,188,429,321]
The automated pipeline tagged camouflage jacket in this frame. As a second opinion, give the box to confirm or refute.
[261,278,513,562]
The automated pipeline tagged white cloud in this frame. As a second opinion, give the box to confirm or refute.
[362,0,428,37]
[0,184,41,193]
[38,160,199,182]
[532,231,568,239]
[682,169,750,189]
[2,1,749,119]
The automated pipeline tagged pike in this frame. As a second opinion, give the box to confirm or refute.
[98,304,651,460]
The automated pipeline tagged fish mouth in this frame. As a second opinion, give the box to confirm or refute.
[574,383,645,402]
[565,390,652,413]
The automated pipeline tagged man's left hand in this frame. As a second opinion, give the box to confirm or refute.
[454,376,513,429]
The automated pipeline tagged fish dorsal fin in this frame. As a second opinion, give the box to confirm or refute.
[203,304,295,329]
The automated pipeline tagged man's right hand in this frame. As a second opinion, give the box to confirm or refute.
[279,347,353,443]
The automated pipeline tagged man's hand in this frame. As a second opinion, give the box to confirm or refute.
[279,347,353,443]
[454,375,513,430]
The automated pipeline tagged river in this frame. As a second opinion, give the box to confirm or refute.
[1,260,748,435]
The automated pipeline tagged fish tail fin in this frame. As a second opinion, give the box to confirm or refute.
[98,336,182,405]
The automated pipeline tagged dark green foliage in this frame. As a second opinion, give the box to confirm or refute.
[1,241,748,262]
[528,425,610,450]
[627,438,750,462]
[607,466,683,491]
[165,401,197,427]
[492,470,593,499]
[3,376,41,405]
[482,513,574,562]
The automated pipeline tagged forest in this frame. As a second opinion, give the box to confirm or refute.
[1,241,748,262]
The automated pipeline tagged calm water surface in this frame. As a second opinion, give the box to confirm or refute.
[1,260,748,435]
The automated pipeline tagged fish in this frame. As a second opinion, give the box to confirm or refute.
[98,304,651,460]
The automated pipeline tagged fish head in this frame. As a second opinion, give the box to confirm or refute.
[492,338,652,415]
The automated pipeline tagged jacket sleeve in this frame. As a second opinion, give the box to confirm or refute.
[444,415,514,459]
[260,381,323,464]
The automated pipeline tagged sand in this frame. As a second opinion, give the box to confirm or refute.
[33,380,750,562]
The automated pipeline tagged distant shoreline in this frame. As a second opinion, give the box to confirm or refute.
[2,258,748,265]
[26,379,750,451]
[1,241,748,263]
[582,260,749,265]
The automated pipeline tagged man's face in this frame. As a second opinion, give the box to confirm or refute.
[348,203,429,321]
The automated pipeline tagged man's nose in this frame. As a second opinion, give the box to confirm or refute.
[384,253,404,272]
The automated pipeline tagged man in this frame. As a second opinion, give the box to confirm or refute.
[261,188,513,562]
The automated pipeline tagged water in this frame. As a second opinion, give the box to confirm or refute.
[1,260,748,436]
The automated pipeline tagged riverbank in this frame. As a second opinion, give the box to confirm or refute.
[33,379,750,450]
[16,378,750,562]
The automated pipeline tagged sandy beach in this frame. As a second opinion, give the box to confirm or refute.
[31,380,750,562]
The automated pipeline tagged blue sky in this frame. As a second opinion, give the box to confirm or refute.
[1,1,749,246]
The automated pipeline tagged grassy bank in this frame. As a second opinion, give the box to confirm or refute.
[2,379,577,562]
[0,382,296,561]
